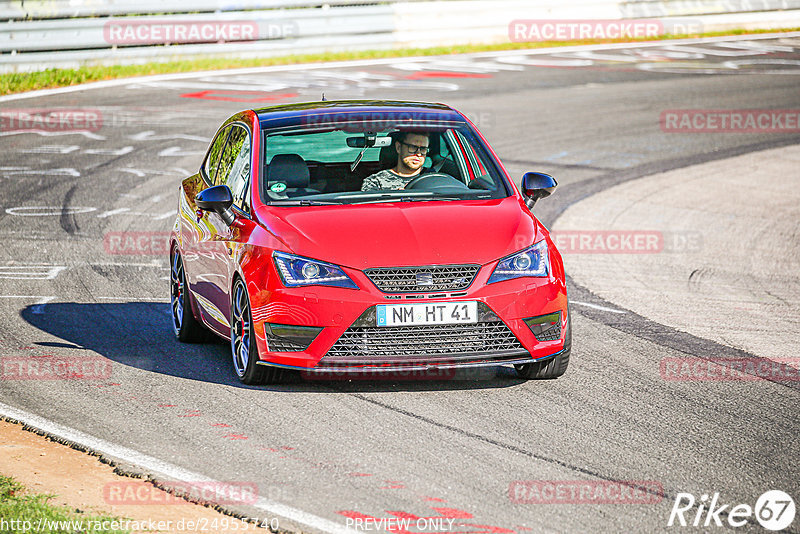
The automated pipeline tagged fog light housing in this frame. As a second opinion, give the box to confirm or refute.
[265,323,323,352]
[523,312,561,342]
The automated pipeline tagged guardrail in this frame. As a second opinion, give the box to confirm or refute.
[1,0,798,73]
[0,0,414,20]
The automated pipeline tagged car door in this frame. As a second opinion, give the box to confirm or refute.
[195,123,253,336]
[182,124,230,304]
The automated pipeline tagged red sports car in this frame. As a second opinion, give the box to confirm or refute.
[169,100,570,384]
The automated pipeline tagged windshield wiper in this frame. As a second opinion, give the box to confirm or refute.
[353,194,490,204]
[354,195,432,204]
[270,199,342,206]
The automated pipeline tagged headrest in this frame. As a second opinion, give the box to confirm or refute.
[379,144,397,167]
[268,154,309,188]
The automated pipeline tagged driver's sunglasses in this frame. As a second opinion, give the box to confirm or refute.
[400,141,429,155]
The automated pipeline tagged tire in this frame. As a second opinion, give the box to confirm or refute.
[230,278,283,385]
[515,307,572,379]
[170,249,207,343]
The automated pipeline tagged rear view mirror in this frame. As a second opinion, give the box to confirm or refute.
[346,136,392,148]
[196,185,235,226]
[521,172,557,208]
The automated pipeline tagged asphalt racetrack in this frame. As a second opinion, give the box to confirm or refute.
[1,33,799,533]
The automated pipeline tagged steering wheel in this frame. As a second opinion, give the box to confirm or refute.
[403,172,463,190]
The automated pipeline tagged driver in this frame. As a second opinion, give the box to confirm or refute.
[361,131,429,191]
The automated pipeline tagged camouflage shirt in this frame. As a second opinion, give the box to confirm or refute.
[361,169,419,191]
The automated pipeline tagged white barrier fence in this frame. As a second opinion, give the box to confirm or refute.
[1,0,798,72]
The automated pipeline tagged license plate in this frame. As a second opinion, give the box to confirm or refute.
[376,301,478,327]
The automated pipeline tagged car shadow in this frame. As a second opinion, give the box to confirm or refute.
[21,302,529,392]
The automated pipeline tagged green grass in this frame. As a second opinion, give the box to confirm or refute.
[1,27,798,96]
[0,475,130,534]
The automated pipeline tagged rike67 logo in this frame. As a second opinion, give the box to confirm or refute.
[668,490,795,531]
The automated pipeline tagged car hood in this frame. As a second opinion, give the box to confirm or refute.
[256,197,543,269]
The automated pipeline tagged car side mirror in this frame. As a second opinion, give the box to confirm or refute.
[521,172,557,209]
[196,185,236,226]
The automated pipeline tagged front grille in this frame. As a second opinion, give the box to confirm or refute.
[325,323,523,359]
[364,264,480,293]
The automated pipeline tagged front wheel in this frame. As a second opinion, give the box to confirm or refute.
[230,278,282,385]
[515,308,571,379]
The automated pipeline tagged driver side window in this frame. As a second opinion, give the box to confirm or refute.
[203,125,231,184]
[216,125,251,213]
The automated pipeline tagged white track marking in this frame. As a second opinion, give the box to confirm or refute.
[130,130,210,142]
[158,146,206,157]
[5,206,96,216]
[0,295,55,314]
[84,146,134,156]
[0,167,80,177]
[119,168,146,177]
[0,295,55,299]
[0,266,66,280]
[0,130,106,140]
[19,145,81,154]
[0,402,358,534]
[495,56,593,67]
[391,59,524,72]
[90,262,163,268]
[96,208,130,218]
[93,210,170,218]
[118,167,188,177]
[572,301,627,314]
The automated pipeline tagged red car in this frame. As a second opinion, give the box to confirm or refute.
[169,101,570,384]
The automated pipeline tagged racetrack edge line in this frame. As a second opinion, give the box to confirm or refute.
[0,401,358,534]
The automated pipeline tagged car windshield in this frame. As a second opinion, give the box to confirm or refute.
[260,123,512,205]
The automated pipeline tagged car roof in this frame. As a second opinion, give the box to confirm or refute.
[254,100,466,131]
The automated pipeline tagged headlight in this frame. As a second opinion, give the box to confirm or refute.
[273,251,358,289]
[487,241,549,284]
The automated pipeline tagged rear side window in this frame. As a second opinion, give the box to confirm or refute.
[216,124,252,212]
[203,125,231,183]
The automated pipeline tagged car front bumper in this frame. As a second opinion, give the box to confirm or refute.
[247,259,569,374]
